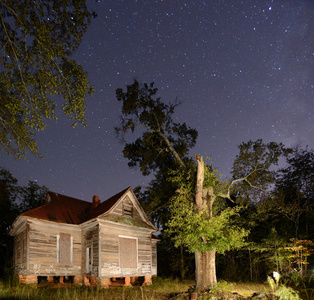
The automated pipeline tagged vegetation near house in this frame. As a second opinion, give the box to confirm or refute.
[9,187,158,288]
[115,80,314,294]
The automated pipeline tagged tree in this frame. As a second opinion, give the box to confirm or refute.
[116,80,198,279]
[231,139,291,206]
[18,180,47,213]
[166,157,249,289]
[0,0,94,158]
[275,146,314,239]
[115,80,197,175]
[0,167,47,277]
[116,81,290,290]
[0,167,19,276]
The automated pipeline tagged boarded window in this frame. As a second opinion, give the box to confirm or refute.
[123,197,133,217]
[119,237,137,268]
[58,233,72,264]
[123,203,133,218]
[123,206,133,217]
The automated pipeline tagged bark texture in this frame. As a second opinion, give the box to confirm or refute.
[194,155,217,290]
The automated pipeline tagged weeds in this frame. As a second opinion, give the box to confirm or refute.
[0,277,193,300]
[0,277,312,299]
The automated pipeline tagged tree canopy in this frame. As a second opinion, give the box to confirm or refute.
[115,80,298,290]
[0,167,47,277]
[115,80,197,175]
[0,0,94,158]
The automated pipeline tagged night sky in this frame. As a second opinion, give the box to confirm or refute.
[1,0,313,203]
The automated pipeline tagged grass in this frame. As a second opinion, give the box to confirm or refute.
[0,277,194,300]
[0,277,312,299]
[224,281,271,297]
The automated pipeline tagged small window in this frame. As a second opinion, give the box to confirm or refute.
[124,207,133,217]
[123,203,133,217]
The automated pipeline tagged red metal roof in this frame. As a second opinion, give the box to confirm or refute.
[21,187,130,224]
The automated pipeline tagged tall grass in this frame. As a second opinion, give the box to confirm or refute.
[0,277,194,300]
[1,277,312,299]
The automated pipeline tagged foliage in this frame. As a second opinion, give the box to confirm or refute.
[116,80,198,280]
[0,168,19,277]
[0,0,94,158]
[115,80,197,175]
[275,145,314,239]
[275,285,301,300]
[267,276,301,300]
[166,162,249,254]
[252,228,288,274]
[0,167,47,277]
[0,278,280,300]
[285,239,314,274]
[167,196,248,254]
[17,180,47,213]
[231,139,292,206]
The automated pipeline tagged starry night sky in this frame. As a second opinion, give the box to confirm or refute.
[1,0,313,203]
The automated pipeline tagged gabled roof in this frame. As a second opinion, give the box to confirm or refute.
[18,187,156,230]
[85,188,128,221]
[21,191,92,224]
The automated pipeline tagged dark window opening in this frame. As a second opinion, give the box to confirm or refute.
[123,203,133,217]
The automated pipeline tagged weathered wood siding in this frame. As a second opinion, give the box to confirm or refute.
[82,223,99,277]
[98,221,154,278]
[109,196,142,222]
[152,240,158,275]
[26,219,82,276]
[14,225,28,275]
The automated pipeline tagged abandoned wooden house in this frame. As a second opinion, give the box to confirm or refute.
[9,187,159,287]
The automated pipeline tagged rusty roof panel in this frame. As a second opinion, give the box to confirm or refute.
[21,188,130,224]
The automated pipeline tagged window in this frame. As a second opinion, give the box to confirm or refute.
[86,246,92,273]
[57,233,73,264]
[119,236,137,269]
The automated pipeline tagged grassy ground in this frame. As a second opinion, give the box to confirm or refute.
[0,277,192,300]
[0,277,312,299]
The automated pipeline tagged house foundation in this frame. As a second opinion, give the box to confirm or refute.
[73,276,83,285]
[16,274,38,284]
[124,276,132,286]
[143,275,152,285]
[99,278,111,288]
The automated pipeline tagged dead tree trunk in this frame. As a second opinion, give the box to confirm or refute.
[194,154,217,290]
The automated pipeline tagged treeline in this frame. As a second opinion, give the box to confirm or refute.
[0,169,47,278]
[156,145,314,283]
[115,80,314,287]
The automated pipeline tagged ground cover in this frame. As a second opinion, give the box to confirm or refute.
[0,277,311,299]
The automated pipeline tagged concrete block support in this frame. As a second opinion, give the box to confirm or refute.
[124,276,132,286]
[143,275,152,286]
[99,278,111,288]
[73,276,83,285]
[17,275,38,284]
[83,276,90,286]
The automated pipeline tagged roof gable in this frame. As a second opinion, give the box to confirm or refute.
[96,188,156,230]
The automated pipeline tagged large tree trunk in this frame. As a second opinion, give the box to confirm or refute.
[194,154,217,290]
[195,250,217,290]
